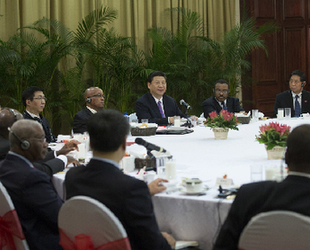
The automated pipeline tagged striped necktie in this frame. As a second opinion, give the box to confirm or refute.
[221,102,227,111]
[295,95,301,117]
[158,101,165,118]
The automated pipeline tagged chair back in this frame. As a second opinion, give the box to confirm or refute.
[0,181,29,250]
[238,210,310,250]
[58,195,131,250]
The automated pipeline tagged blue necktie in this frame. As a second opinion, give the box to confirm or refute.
[221,102,227,111]
[295,95,301,117]
[158,101,165,118]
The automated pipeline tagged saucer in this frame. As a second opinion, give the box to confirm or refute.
[180,187,206,195]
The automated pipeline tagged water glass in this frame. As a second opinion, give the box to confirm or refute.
[252,109,259,122]
[174,116,181,127]
[141,119,148,124]
[277,108,284,119]
[250,165,263,182]
[284,108,291,119]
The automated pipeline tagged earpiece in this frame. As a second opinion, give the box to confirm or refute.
[86,97,92,103]
[301,82,305,87]
[8,128,30,150]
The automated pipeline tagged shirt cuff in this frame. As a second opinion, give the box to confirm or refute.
[56,155,68,166]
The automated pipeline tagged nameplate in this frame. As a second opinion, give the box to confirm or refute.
[216,177,233,187]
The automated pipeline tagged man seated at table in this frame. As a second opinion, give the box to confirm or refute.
[22,86,56,143]
[136,71,191,126]
[0,119,63,250]
[65,109,175,250]
[273,70,310,117]
[0,107,80,175]
[213,124,310,250]
[73,87,105,134]
[202,79,245,118]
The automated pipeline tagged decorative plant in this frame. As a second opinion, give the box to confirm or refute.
[204,110,239,131]
[256,122,291,150]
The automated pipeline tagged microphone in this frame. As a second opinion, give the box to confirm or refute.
[180,99,192,110]
[135,138,167,153]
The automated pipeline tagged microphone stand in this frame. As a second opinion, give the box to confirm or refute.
[182,107,193,128]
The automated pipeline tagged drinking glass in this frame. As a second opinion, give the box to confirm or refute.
[252,109,259,122]
[277,108,284,119]
[284,108,291,119]
[174,116,181,127]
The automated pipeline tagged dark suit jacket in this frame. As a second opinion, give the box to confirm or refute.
[72,108,93,134]
[23,111,56,143]
[202,96,244,118]
[273,90,310,117]
[65,159,172,250]
[0,153,63,250]
[213,175,310,250]
[0,135,64,176]
[136,92,185,125]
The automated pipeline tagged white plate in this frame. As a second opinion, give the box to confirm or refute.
[179,187,206,195]
[168,127,187,131]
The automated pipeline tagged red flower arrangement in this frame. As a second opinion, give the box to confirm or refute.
[204,110,239,130]
[256,122,291,150]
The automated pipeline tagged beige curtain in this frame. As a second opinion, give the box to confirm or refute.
[0,0,238,52]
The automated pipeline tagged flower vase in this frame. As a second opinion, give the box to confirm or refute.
[265,145,286,160]
[212,127,229,140]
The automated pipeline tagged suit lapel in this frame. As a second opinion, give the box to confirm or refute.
[147,92,162,117]
[212,97,222,113]
[302,90,310,113]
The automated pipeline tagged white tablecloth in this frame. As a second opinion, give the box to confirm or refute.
[53,118,310,250]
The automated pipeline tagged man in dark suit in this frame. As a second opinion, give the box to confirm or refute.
[66,109,175,250]
[0,119,63,250]
[22,86,56,143]
[202,79,245,118]
[136,71,195,126]
[273,70,310,117]
[213,124,310,250]
[0,107,80,176]
[73,87,105,134]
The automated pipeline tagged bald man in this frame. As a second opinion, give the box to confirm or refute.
[0,108,80,175]
[0,108,23,158]
[73,87,105,134]
[0,119,63,250]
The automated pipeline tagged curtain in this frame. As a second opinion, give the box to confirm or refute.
[0,0,238,52]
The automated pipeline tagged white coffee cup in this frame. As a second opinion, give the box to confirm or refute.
[120,155,135,173]
[185,179,203,192]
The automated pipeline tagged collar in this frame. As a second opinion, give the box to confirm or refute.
[25,110,40,119]
[291,91,302,99]
[151,95,163,105]
[86,106,97,114]
[91,156,120,169]
[288,171,310,179]
[215,97,227,106]
[8,151,34,168]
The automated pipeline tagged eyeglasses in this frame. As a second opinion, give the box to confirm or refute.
[89,94,105,98]
[33,97,47,101]
[289,79,302,84]
[215,90,229,94]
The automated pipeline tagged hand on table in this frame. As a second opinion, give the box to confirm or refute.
[57,140,80,156]
[148,178,168,196]
[66,156,81,167]
[162,232,176,249]
[190,115,198,121]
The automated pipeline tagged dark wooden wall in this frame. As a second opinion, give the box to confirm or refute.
[241,0,310,117]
